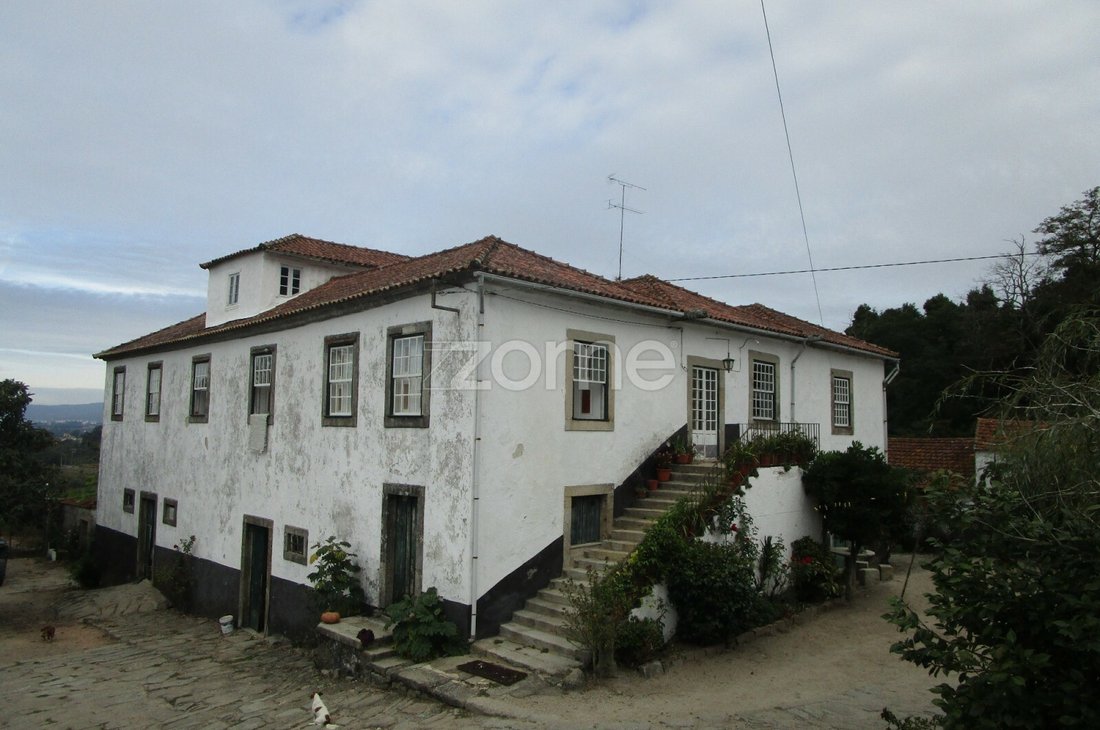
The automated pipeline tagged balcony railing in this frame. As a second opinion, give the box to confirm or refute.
[729,421,820,449]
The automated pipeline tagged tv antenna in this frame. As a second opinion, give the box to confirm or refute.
[607,174,645,280]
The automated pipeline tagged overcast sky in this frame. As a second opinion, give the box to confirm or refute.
[2,1,1097,404]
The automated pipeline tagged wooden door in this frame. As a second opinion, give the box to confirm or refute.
[241,522,270,632]
[137,494,157,579]
[386,494,419,603]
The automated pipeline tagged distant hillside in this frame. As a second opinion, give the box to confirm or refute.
[27,402,103,426]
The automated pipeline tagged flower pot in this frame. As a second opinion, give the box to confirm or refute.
[646,479,660,492]
[320,611,341,624]
[674,453,693,464]
[656,467,672,482]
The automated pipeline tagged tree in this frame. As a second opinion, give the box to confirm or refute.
[0,380,56,538]
[1035,185,1100,272]
[885,310,1100,728]
[802,443,911,599]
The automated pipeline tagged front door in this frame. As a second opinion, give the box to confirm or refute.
[691,365,719,459]
[137,493,157,579]
[241,522,270,632]
[385,494,419,604]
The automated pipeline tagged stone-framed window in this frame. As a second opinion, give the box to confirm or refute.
[564,329,615,431]
[162,498,178,526]
[249,345,276,423]
[831,369,854,435]
[323,333,359,427]
[385,322,432,429]
[123,488,135,514]
[145,362,162,422]
[283,525,309,565]
[189,355,211,423]
[111,366,126,421]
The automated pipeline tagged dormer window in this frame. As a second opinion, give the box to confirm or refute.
[279,266,301,296]
[227,273,240,306]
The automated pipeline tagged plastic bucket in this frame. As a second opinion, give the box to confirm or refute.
[218,615,234,635]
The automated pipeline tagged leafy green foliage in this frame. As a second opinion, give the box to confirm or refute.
[615,615,666,668]
[153,535,196,610]
[0,380,57,537]
[562,564,637,677]
[789,536,841,603]
[885,311,1100,728]
[668,538,767,645]
[307,536,366,614]
[802,443,911,597]
[383,587,467,662]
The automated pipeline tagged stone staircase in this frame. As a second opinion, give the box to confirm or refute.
[471,461,715,677]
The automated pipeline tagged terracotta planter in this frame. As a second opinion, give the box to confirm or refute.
[320,611,341,624]
[674,453,693,464]
[656,467,672,482]
[646,479,660,491]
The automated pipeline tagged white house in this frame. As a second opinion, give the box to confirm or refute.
[94,233,896,641]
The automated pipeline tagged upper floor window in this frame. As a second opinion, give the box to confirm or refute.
[572,342,608,420]
[323,333,359,427]
[249,346,276,421]
[227,272,240,306]
[145,362,162,422]
[831,370,853,434]
[189,355,211,423]
[565,329,615,431]
[111,367,126,421]
[279,266,301,296]
[751,355,778,421]
[385,322,431,428]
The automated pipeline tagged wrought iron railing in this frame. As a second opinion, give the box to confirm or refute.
[729,421,820,448]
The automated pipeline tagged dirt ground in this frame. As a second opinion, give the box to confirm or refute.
[0,557,115,660]
[510,555,941,727]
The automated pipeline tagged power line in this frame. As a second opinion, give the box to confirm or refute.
[761,0,823,325]
[667,251,1042,283]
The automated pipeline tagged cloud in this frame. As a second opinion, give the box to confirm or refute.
[1,0,1098,397]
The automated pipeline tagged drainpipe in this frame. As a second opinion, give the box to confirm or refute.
[468,275,486,641]
[789,335,824,422]
[430,279,461,315]
[882,361,900,457]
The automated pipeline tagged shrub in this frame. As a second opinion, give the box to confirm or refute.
[69,551,101,588]
[307,536,366,615]
[562,565,636,677]
[383,587,467,662]
[152,535,196,611]
[615,615,665,668]
[667,538,764,645]
[790,536,841,603]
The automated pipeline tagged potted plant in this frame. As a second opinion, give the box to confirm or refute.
[308,536,367,623]
[655,447,673,482]
[672,436,695,464]
[646,478,660,492]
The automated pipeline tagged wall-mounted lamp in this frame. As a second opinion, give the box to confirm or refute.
[722,355,736,372]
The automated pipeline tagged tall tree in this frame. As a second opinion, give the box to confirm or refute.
[0,380,56,537]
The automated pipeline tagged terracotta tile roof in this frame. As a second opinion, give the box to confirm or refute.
[888,437,975,479]
[97,235,897,360]
[618,276,897,357]
[974,417,1046,450]
[199,233,409,270]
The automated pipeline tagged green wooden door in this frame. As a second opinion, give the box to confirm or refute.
[387,494,418,603]
[243,523,269,631]
[571,494,603,545]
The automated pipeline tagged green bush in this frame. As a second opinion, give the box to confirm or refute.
[383,587,467,662]
[308,536,366,615]
[667,539,765,645]
[615,615,665,668]
[790,536,841,603]
[68,551,101,588]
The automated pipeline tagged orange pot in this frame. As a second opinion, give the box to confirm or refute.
[320,611,341,624]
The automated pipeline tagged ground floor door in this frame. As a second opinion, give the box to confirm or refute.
[136,493,157,579]
[385,494,420,604]
[570,494,603,545]
[241,521,270,632]
[691,365,720,459]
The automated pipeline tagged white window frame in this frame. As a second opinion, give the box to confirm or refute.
[385,322,432,428]
[565,329,615,431]
[831,369,854,434]
[323,333,359,426]
[145,362,162,421]
[227,272,240,306]
[111,367,126,421]
[249,346,276,422]
[279,266,301,296]
[189,355,211,423]
[750,353,779,422]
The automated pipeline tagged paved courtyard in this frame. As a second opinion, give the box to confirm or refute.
[0,557,940,728]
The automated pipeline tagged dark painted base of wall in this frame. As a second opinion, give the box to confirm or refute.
[475,536,563,639]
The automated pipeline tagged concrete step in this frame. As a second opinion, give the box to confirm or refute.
[623,507,666,520]
[540,585,572,605]
[524,595,571,618]
[513,608,569,635]
[499,622,585,661]
[581,547,630,562]
[471,637,582,676]
[610,528,645,544]
[572,556,613,573]
[614,517,656,531]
